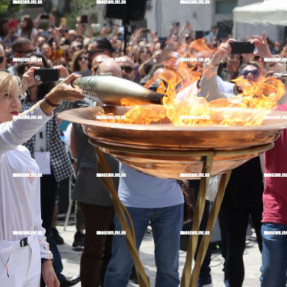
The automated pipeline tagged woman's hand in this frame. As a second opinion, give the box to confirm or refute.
[209,39,235,67]
[40,73,84,115]
[41,260,60,287]
[46,73,83,105]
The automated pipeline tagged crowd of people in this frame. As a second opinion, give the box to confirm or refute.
[1,10,287,287]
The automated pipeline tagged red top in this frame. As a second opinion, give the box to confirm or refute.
[262,103,287,225]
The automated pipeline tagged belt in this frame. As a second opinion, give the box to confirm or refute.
[20,237,28,247]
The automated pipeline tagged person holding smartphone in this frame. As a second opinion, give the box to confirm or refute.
[0,69,83,287]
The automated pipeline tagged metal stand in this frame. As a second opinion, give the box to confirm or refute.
[91,141,273,287]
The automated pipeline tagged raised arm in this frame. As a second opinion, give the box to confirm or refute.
[200,40,234,101]
[0,72,83,157]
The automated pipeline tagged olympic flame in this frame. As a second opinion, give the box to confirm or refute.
[97,40,285,126]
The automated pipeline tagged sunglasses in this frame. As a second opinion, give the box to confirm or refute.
[121,66,133,73]
[0,56,4,63]
[14,49,36,55]
[79,56,88,61]
[140,50,151,55]
[240,69,259,78]
[87,49,104,56]
[73,45,83,50]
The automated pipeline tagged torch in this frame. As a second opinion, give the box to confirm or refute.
[70,75,164,105]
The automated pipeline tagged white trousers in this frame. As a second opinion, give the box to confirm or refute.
[0,236,41,287]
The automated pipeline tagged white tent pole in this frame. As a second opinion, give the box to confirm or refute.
[233,21,237,40]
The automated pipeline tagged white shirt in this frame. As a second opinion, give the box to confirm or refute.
[0,105,52,259]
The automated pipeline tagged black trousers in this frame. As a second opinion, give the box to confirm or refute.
[80,202,114,287]
[222,201,263,287]
[40,173,58,237]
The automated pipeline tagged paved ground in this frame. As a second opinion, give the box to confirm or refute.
[56,217,262,287]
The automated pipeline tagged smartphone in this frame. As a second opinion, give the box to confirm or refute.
[34,69,59,82]
[80,15,88,24]
[40,31,51,37]
[230,42,255,54]
[40,14,49,20]
[8,19,18,30]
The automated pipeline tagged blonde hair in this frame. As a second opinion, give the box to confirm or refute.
[0,72,21,97]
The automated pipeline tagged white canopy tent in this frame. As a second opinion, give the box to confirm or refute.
[233,0,287,26]
[233,0,287,41]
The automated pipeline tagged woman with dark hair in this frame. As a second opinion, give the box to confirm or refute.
[17,15,37,41]
[138,47,152,65]
[17,52,50,76]
[71,49,90,76]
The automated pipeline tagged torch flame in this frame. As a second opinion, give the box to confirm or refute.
[97,40,286,127]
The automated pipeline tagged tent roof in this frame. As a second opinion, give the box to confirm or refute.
[233,0,287,25]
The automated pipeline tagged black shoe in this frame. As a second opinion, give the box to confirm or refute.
[60,275,80,287]
[72,231,85,251]
[51,228,64,245]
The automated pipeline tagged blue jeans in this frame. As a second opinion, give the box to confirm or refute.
[104,204,184,287]
[260,223,287,287]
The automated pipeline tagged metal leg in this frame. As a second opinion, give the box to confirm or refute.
[189,171,231,287]
[89,141,272,287]
[181,155,213,287]
[64,177,73,231]
[94,147,150,287]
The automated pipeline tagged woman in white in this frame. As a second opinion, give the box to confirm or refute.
[0,70,83,287]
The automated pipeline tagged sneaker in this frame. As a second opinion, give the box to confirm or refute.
[72,231,85,251]
[51,228,64,245]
